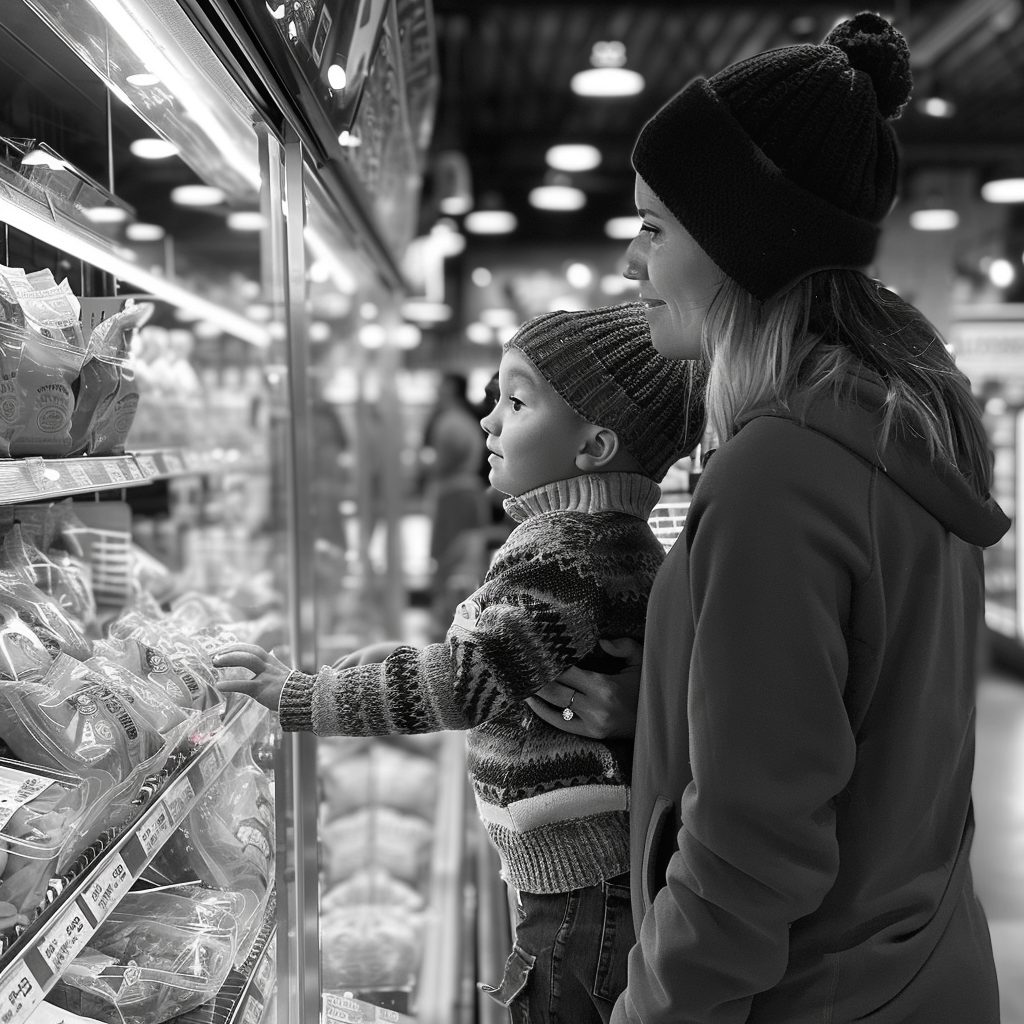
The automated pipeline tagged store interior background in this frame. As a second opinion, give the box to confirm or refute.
[2,0,1024,1019]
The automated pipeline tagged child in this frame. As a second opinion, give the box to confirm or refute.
[213,301,705,1024]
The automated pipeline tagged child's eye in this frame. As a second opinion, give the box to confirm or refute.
[509,396,523,412]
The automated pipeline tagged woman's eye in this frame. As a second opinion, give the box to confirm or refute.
[639,221,659,236]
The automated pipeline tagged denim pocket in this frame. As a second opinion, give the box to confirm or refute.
[592,878,634,1002]
[479,943,537,1023]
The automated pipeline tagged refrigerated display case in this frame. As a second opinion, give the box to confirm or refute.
[0,2,471,1024]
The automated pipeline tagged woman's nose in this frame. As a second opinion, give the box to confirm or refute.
[623,235,647,281]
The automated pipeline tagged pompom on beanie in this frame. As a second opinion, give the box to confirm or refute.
[506,301,705,482]
[632,12,913,300]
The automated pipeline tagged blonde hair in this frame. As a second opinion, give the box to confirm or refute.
[701,270,992,497]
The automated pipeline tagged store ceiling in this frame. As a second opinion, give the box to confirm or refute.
[427,0,1024,245]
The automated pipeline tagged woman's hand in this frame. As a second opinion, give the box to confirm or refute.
[212,642,294,711]
[526,638,643,738]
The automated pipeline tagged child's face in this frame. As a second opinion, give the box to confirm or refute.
[480,348,593,497]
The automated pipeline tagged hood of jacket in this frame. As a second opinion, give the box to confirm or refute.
[733,374,1010,549]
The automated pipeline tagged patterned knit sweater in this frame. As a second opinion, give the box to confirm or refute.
[279,471,667,894]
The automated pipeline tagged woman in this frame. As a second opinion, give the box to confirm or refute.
[529,12,1009,1022]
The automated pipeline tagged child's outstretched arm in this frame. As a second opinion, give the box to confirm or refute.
[213,642,293,711]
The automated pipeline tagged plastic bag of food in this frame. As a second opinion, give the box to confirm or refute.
[48,883,242,1024]
[0,602,56,682]
[0,568,92,661]
[1,523,95,635]
[0,653,178,833]
[319,743,438,822]
[141,749,273,965]
[321,807,433,886]
[0,759,98,927]
[320,905,424,993]
[0,322,23,458]
[321,866,425,913]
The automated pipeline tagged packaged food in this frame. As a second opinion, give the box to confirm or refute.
[321,807,433,886]
[321,866,425,913]
[0,321,24,457]
[6,270,84,350]
[0,759,97,925]
[48,884,242,1024]
[319,743,438,822]
[0,569,92,661]
[142,749,273,965]
[320,905,424,992]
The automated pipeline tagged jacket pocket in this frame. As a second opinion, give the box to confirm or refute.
[641,796,674,913]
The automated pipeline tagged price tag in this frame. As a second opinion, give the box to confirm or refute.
[26,461,63,492]
[240,995,264,1024]
[0,965,42,1024]
[374,1009,403,1023]
[183,451,204,471]
[135,454,159,478]
[163,452,185,474]
[37,900,92,974]
[81,855,131,921]
[163,776,195,828]
[322,995,362,1023]
[122,459,143,480]
[254,952,275,996]
[136,804,172,856]
[104,460,127,483]
[67,463,94,489]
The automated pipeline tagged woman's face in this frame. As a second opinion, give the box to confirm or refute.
[625,175,725,360]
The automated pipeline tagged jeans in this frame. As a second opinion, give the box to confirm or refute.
[480,874,634,1024]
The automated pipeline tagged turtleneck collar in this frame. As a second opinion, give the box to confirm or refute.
[502,472,661,524]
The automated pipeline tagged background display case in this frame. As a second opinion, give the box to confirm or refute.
[0,3,471,1024]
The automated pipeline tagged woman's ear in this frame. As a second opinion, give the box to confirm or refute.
[575,426,621,471]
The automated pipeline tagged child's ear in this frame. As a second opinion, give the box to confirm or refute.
[575,427,620,471]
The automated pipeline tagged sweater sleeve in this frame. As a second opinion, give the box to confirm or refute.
[615,423,865,1022]
[278,513,612,737]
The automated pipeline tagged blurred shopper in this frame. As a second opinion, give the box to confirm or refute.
[528,13,1010,1023]
[214,302,705,1024]
[419,372,489,626]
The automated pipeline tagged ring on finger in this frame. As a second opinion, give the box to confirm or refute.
[562,690,577,722]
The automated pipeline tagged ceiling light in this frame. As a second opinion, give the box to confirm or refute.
[981,178,1024,203]
[546,144,602,172]
[466,322,494,344]
[430,219,466,257]
[82,206,129,224]
[600,274,637,295]
[989,259,1016,288]
[227,211,267,231]
[571,40,644,97]
[480,307,517,328]
[909,208,959,230]
[465,210,517,234]
[309,321,332,342]
[171,184,226,207]
[440,195,472,215]
[130,138,178,159]
[394,324,422,349]
[327,64,347,90]
[919,96,955,118]
[125,222,165,241]
[359,324,387,348]
[529,185,586,211]
[605,216,642,240]
[471,267,492,287]
[400,299,453,322]
[565,263,593,288]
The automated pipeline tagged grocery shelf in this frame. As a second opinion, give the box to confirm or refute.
[0,699,271,1024]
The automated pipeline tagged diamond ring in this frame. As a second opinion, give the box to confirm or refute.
[562,690,577,722]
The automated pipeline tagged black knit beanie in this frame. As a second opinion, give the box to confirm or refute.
[632,12,913,301]
[506,302,705,481]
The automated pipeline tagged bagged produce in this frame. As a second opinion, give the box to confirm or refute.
[48,884,243,1024]
[0,759,99,928]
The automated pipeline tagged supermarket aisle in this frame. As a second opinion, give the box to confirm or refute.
[972,668,1024,1023]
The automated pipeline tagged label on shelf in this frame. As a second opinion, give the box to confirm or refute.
[0,965,43,1024]
[163,775,196,827]
[36,900,91,976]
[103,460,127,484]
[240,994,264,1024]
[80,855,131,922]
[322,994,413,1024]
[134,453,159,478]
[66,463,94,490]
[163,452,185,474]
[134,802,174,858]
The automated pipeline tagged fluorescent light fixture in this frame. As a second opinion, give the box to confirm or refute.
[920,96,955,117]
[171,184,226,206]
[981,178,1024,203]
[327,64,347,90]
[605,216,642,239]
[125,222,165,241]
[82,206,130,224]
[989,258,1015,288]
[529,185,586,211]
[480,307,517,328]
[909,208,959,230]
[227,211,267,231]
[466,322,493,344]
[465,210,517,234]
[570,67,644,97]
[125,72,161,86]
[400,299,453,322]
[130,138,178,159]
[546,144,601,172]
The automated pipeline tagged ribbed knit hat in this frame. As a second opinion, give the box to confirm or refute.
[632,12,913,300]
[506,301,704,481]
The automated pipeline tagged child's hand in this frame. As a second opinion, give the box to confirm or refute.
[212,642,294,711]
